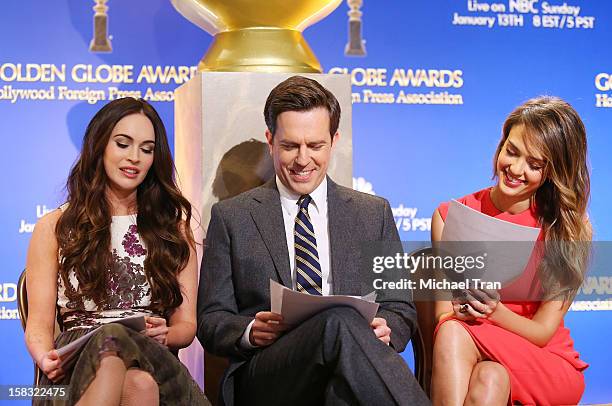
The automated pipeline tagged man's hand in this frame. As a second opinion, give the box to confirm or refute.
[371,317,391,345]
[249,311,290,347]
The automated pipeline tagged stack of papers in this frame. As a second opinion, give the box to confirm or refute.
[56,315,146,368]
[440,199,541,285]
[270,280,379,325]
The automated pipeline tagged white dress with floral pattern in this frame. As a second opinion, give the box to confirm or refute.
[57,214,156,330]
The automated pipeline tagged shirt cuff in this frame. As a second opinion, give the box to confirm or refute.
[239,319,258,350]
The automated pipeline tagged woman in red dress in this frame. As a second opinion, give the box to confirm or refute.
[431,97,590,405]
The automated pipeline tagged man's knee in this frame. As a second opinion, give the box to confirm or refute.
[318,307,369,334]
[311,307,375,360]
[324,306,366,322]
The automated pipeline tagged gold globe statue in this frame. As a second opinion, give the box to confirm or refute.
[171,0,342,73]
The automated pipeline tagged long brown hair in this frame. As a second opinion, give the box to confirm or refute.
[56,98,194,313]
[494,96,592,301]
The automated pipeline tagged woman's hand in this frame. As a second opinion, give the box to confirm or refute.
[38,350,65,383]
[469,288,500,315]
[452,289,500,320]
[451,299,483,320]
[145,316,169,346]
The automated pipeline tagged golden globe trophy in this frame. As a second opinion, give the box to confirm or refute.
[171,0,342,72]
[89,0,112,52]
[345,0,366,56]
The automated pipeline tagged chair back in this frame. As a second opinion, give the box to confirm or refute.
[410,247,436,396]
[17,270,28,331]
[204,350,229,406]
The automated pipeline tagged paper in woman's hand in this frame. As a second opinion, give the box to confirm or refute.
[56,315,146,368]
[441,200,541,287]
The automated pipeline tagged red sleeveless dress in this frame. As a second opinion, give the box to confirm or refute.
[435,188,588,406]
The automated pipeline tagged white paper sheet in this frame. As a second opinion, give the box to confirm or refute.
[270,280,379,326]
[440,199,541,285]
[57,315,146,368]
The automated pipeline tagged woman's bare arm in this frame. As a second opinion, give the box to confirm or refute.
[165,225,198,350]
[25,209,64,380]
[488,300,568,347]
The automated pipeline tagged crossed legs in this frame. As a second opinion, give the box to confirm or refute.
[432,321,510,406]
[76,352,159,406]
[235,307,429,406]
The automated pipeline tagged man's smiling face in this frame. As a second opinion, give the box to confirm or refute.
[266,107,338,196]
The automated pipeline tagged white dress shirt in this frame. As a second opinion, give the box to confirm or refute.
[240,176,333,348]
[277,176,332,295]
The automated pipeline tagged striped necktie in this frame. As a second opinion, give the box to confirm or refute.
[294,194,323,295]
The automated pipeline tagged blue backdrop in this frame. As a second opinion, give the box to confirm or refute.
[1,1,610,403]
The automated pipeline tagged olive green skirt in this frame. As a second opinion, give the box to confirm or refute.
[35,324,209,406]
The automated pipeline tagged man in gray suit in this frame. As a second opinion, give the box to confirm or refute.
[197,76,429,405]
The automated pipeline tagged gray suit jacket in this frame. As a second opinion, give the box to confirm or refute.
[197,177,417,400]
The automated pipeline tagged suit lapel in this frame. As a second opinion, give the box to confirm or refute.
[327,179,358,295]
[249,179,292,287]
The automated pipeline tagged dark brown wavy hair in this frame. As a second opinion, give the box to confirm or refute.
[56,98,194,313]
[494,96,592,301]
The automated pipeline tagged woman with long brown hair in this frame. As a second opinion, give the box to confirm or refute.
[25,98,209,405]
[431,97,590,405]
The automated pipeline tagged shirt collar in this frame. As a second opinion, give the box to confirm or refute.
[276,175,328,214]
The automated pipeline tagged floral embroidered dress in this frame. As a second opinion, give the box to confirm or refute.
[58,216,154,330]
[37,214,209,406]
